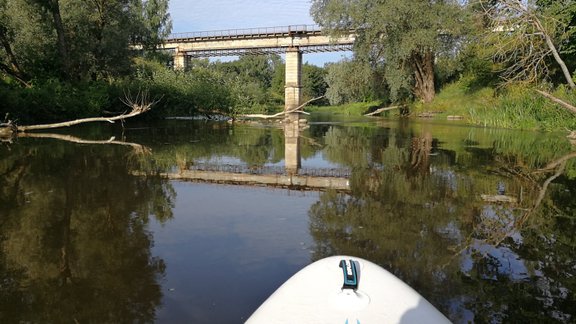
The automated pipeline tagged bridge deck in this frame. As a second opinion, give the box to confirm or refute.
[167,25,322,42]
[164,25,355,57]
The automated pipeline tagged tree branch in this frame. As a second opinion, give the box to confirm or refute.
[240,96,324,119]
[535,90,576,115]
[15,90,159,132]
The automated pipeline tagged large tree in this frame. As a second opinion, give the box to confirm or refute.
[311,0,466,103]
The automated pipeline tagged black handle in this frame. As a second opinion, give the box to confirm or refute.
[339,259,358,290]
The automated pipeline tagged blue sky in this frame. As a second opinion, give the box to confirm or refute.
[167,0,351,65]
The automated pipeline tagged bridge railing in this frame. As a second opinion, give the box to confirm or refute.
[168,24,321,40]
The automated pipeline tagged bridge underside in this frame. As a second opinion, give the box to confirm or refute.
[178,44,353,58]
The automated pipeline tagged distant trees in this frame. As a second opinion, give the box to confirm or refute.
[324,58,375,105]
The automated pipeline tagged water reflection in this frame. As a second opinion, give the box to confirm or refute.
[307,124,576,322]
[1,120,576,323]
[0,138,173,322]
[283,120,301,174]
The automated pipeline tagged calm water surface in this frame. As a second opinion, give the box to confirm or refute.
[1,117,575,323]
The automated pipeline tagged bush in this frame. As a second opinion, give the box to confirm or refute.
[0,79,115,124]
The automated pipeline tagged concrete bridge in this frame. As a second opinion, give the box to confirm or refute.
[163,25,355,111]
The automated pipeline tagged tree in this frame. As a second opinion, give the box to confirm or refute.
[0,0,172,83]
[0,0,29,86]
[302,63,327,103]
[136,0,172,50]
[311,0,466,103]
[27,0,72,79]
[476,0,576,115]
[324,58,376,105]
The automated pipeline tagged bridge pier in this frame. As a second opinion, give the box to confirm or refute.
[284,47,302,113]
[174,50,187,70]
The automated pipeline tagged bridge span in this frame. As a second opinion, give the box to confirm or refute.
[163,25,355,112]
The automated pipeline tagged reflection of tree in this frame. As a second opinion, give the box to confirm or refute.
[0,140,174,322]
[308,125,576,322]
[407,132,433,176]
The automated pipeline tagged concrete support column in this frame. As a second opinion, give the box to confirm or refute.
[174,50,187,70]
[284,47,302,112]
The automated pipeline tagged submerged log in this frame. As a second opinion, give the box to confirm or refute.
[240,96,323,120]
[481,194,518,203]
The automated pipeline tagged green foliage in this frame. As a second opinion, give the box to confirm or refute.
[131,57,233,117]
[0,0,171,82]
[0,79,114,124]
[324,58,382,105]
[302,63,328,104]
[213,55,284,115]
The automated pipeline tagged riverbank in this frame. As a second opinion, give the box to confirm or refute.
[307,80,576,131]
[415,81,576,131]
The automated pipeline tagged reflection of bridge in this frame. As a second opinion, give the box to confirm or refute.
[157,167,350,191]
[153,123,351,191]
[163,25,355,111]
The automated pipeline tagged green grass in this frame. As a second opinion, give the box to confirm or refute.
[417,78,576,131]
[413,77,497,119]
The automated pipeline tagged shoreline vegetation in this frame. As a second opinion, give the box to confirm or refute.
[1,0,576,134]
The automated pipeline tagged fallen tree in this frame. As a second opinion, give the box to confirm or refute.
[0,90,159,136]
[239,96,324,120]
[364,105,404,117]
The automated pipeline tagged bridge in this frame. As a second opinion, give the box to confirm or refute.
[163,25,355,111]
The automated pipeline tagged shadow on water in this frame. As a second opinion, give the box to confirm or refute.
[1,119,576,322]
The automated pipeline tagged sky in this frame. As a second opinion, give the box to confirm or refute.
[167,0,351,65]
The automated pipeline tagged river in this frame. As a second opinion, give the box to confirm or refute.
[1,116,575,323]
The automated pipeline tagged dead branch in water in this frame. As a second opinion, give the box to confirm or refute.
[13,90,160,133]
[364,105,404,116]
[240,96,324,119]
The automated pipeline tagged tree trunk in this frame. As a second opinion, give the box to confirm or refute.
[532,18,576,90]
[535,90,576,114]
[47,0,72,80]
[412,50,435,103]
